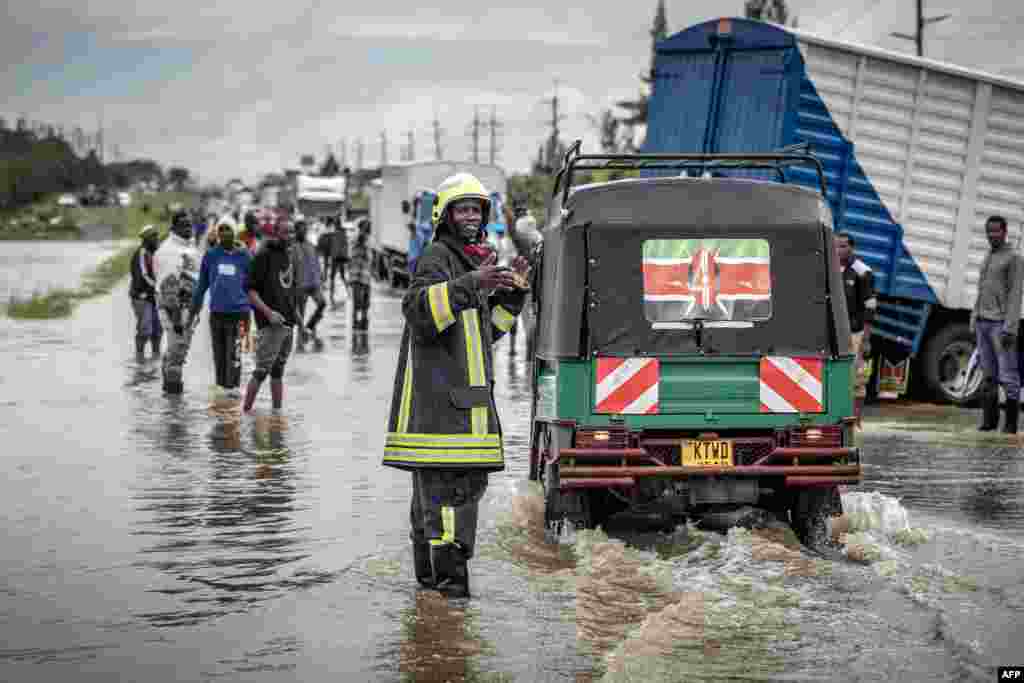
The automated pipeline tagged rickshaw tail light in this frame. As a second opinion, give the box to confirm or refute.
[788,425,842,448]
[575,428,630,449]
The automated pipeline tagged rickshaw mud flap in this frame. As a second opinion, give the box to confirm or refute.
[557,464,862,478]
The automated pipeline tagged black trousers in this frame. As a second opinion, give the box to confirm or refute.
[210,312,244,388]
[351,282,371,329]
[329,259,348,300]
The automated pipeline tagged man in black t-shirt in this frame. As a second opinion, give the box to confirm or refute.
[243,215,299,412]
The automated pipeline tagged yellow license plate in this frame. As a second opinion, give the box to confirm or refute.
[682,440,734,467]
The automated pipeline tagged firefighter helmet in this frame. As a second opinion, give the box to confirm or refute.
[432,173,491,227]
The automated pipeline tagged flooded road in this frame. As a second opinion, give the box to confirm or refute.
[0,240,129,299]
[1,243,1022,681]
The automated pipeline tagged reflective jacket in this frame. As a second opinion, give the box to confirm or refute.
[383,231,526,472]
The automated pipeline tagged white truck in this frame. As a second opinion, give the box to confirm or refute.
[644,17,1024,404]
[294,174,346,219]
[368,161,507,287]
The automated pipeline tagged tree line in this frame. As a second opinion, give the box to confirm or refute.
[0,116,191,211]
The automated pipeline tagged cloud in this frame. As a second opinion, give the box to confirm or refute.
[5,1,1023,184]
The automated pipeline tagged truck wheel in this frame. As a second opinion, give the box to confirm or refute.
[790,486,842,551]
[921,322,981,405]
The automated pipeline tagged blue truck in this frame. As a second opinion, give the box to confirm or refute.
[642,17,1024,403]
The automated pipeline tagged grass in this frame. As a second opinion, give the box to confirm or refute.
[0,191,194,241]
[6,243,139,319]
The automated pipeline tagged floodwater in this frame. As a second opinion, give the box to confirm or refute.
[1,242,1022,682]
[0,240,130,299]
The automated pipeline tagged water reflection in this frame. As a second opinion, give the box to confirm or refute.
[133,408,333,628]
[397,590,488,682]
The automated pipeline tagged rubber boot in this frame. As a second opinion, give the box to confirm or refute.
[979,384,1000,431]
[135,336,147,363]
[243,378,262,413]
[1003,400,1019,435]
[150,334,162,358]
[163,378,183,394]
[430,543,470,598]
[270,379,284,410]
[413,541,434,588]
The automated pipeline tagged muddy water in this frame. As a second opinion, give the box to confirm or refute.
[1,244,1022,681]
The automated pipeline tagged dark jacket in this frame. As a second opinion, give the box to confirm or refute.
[129,246,158,301]
[973,244,1024,333]
[842,258,876,333]
[247,242,298,329]
[382,231,526,472]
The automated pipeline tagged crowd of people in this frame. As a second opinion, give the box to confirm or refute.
[128,207,374,407]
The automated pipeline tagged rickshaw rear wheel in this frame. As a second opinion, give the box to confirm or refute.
[789,486,843,551]
[541,461,590,532]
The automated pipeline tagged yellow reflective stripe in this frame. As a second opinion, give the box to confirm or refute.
[462,310,485,386]
[427,282,455,332]
[386,432,500,446]
[385,446,501,456]
[429,539,448,546]
[441,506,455,543]
[461,309,489,435]
[397,344,413,433]
[491,305,516,332]
[384,452,503,464]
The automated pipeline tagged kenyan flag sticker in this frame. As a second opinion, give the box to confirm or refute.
[642,238,772,323]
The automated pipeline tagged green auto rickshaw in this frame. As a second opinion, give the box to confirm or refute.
[527,143,860,551]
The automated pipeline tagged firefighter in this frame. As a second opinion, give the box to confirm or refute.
[383,173,530,598]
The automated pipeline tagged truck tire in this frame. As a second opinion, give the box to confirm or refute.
[920,322,981,405]
[790,486,842,551]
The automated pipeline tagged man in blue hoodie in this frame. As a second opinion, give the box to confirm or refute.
[189,222,252,394]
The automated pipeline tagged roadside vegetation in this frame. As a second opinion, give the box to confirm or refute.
[4,198,193,320]
[0,191,194,241]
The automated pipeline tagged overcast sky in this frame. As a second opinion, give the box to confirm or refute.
[5,1,1023,185]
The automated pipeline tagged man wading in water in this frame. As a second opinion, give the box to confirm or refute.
[382,173,530,598]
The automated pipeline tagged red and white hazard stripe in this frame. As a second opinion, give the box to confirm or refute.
[595,357,659,414]
[759,357,824,413]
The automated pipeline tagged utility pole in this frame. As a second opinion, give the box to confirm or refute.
[406,128,415,162]
[339,139,347,169]
[470,106,481,163]
[380,130,388,167]
[890,0,951,57]
[432,112,444,160]
[485,106,503,165]
[356,138,364,171]
[541,79,566,172]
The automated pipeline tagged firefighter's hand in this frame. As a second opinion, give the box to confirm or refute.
[472,252,519,293]
[1001,331,1017,351]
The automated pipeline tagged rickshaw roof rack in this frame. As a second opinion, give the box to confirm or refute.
[553,139,828,208]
